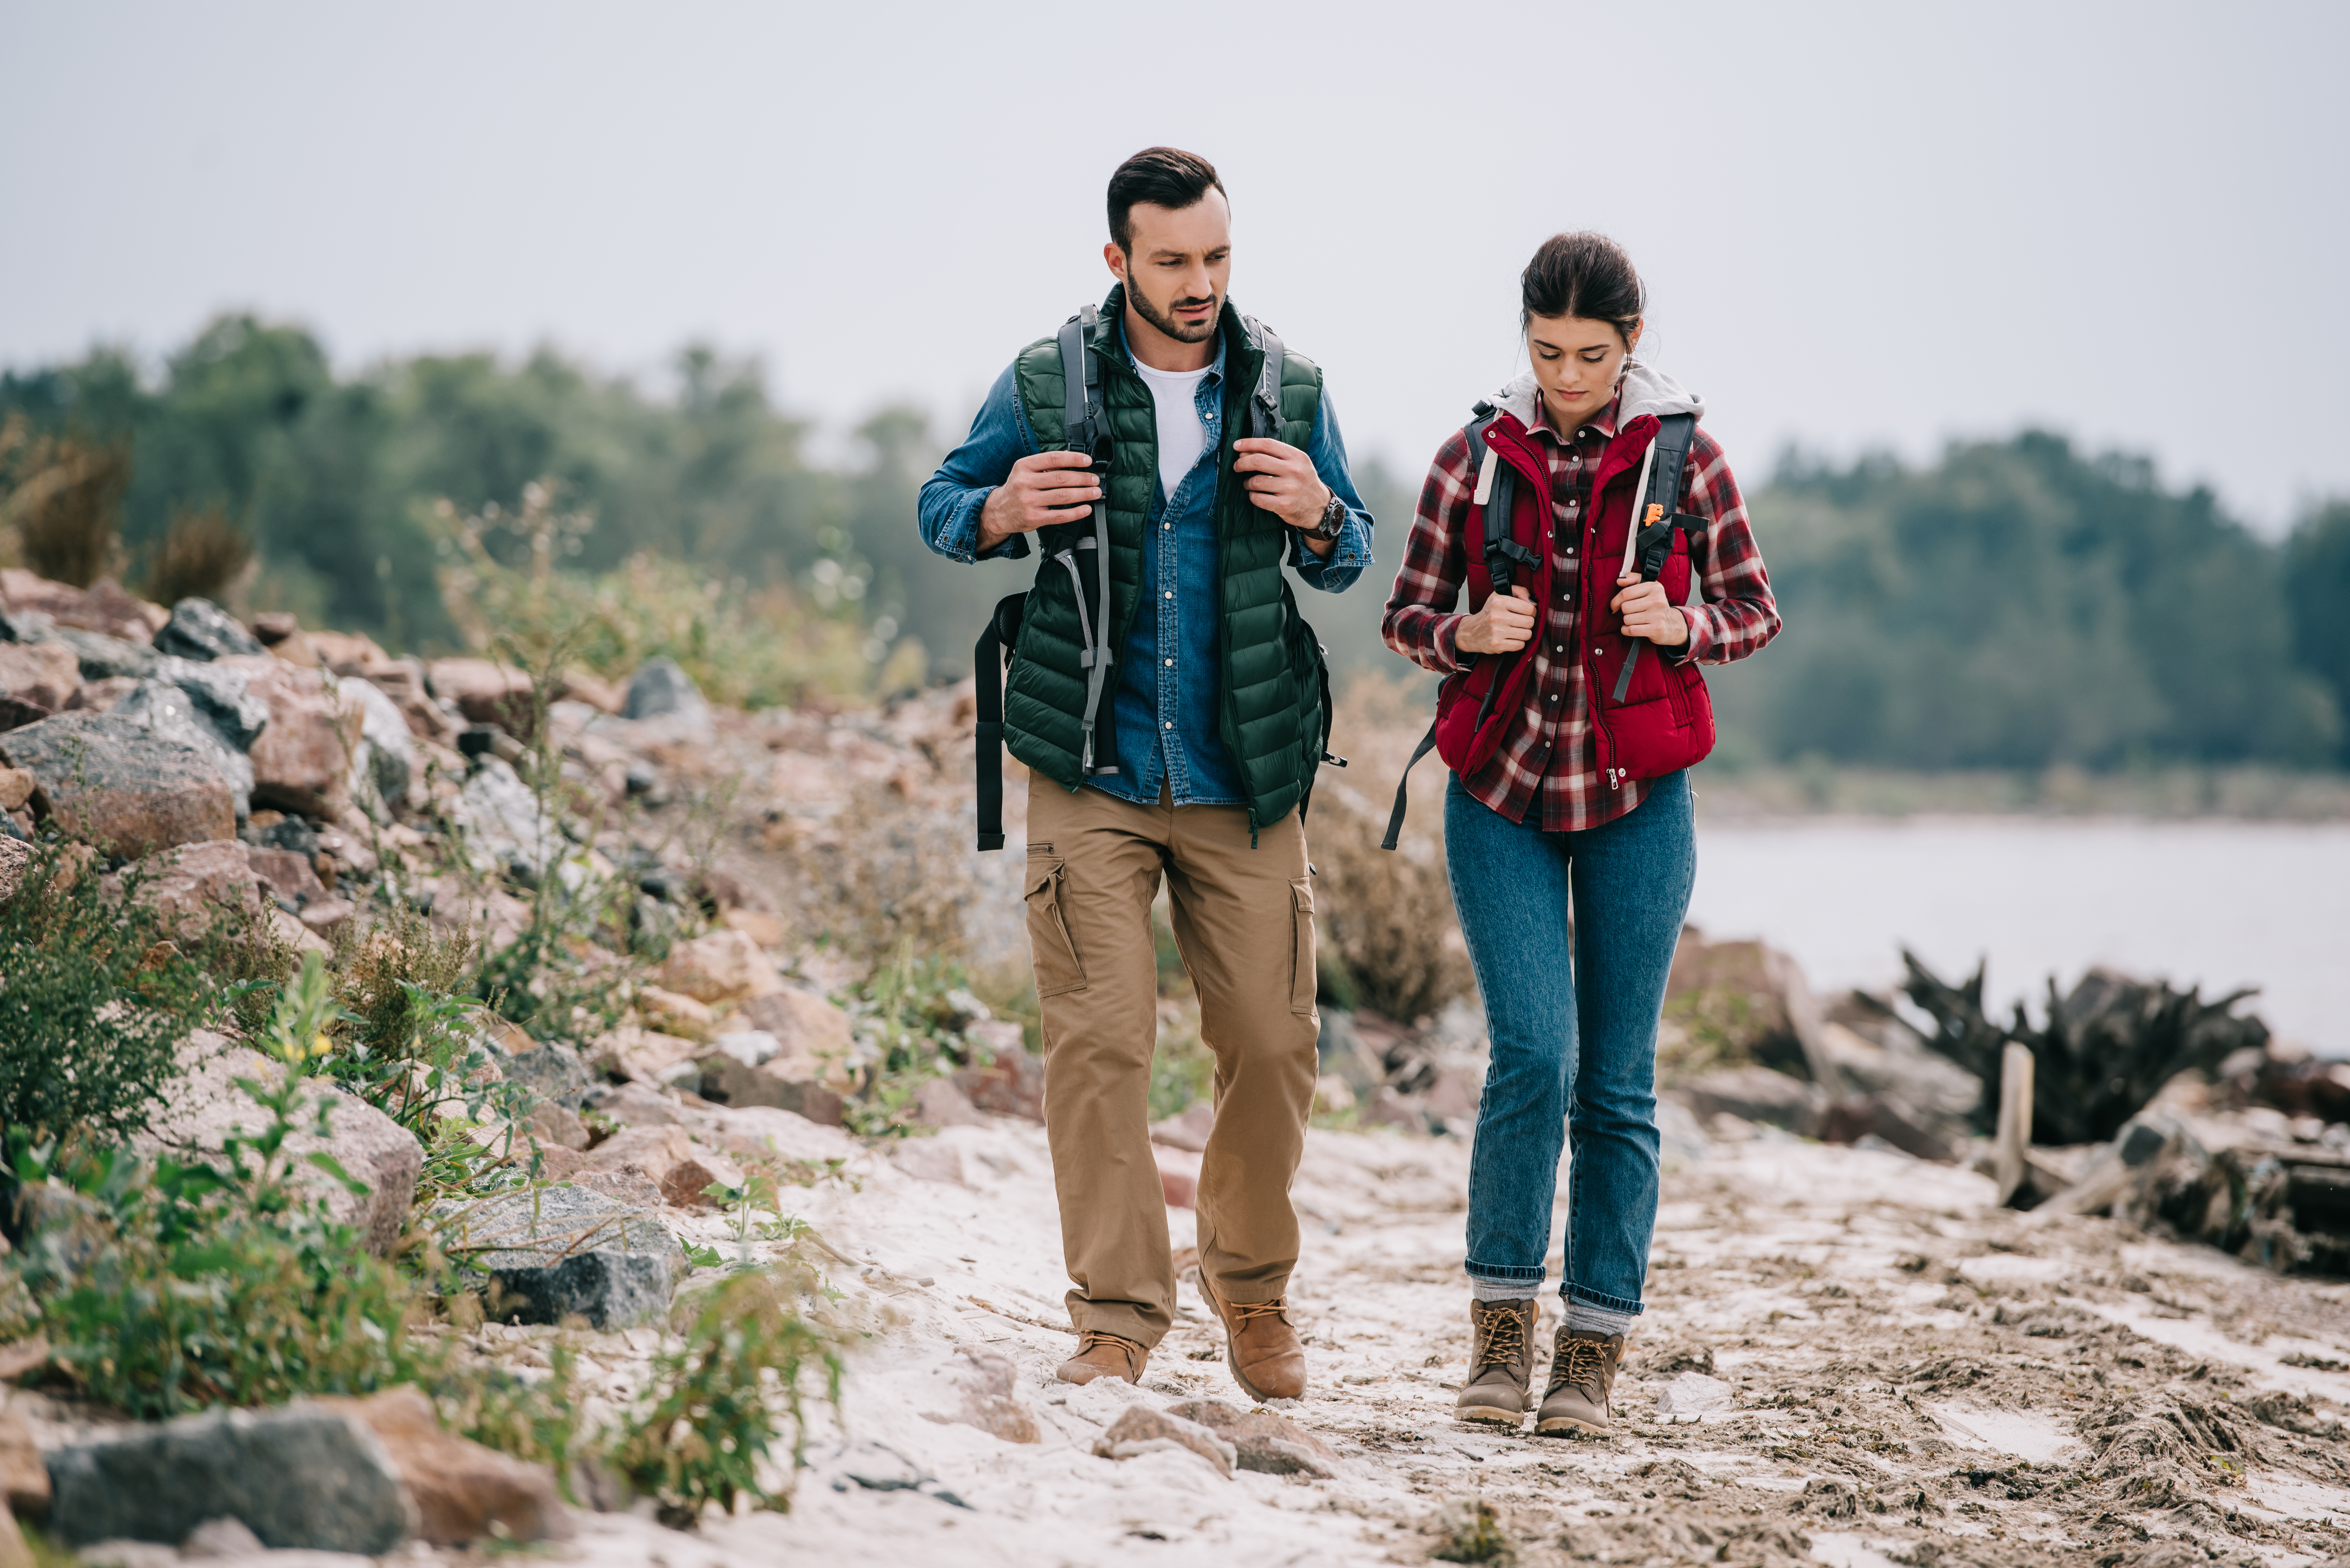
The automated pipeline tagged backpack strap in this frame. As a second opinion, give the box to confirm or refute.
[1054,305,1119,775]
[1609,412,1707,703]
[973,592,1028,851]
[1247,316,1286,440]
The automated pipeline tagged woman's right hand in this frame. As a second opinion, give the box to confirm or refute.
[1455,586,1536,656]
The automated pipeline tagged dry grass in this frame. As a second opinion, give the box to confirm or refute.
[0,415,130,588]
[142,503,254,608]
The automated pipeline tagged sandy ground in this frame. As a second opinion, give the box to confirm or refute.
[463,1116,2350,1568]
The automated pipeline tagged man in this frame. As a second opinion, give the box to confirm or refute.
[918,147,1373,1400]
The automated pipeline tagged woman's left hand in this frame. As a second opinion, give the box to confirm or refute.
[1612,574,1690,645]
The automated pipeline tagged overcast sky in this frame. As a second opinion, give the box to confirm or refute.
[3,1,2343,531]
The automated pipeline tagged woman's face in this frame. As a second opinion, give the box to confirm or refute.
[1528,313,1643,432]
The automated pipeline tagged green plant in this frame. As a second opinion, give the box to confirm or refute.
[611,1265,847,1526]
[1431,1498,1512,1564]
[0,841,214,1147]
[333,906,480,1057]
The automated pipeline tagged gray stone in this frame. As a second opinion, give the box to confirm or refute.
[331,672,414,813]
[503,1041,596,1109]
[623,656,709,724]
[46,624,158,682]
[152,655,270,748]
[154,597,265,661]
[1163,1400,1339,1477]
[455,756,558,881]
[114,679,254,818]
[45,1404,418,1552]
[444,1184,680,1328]
[1675,1067,1827,1136]
[0,711,234,856]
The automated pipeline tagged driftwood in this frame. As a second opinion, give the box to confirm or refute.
[2046,1113,2350,1277]
[1893,951,2269,1146]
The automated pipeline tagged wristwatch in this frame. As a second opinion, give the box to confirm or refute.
[1304,491,1348,541]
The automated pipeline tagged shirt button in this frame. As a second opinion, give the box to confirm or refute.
[1164,590,1174,599]
[1164,658,1173,666]
[1547,694,1559,703]
[1554,645,1564,653]
[1164,721,1173,730]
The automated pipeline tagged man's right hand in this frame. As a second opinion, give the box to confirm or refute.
[1456,586,1536,656]
[977,451,1103,553]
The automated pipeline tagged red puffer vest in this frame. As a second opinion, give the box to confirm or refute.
[1432,408,1716,788]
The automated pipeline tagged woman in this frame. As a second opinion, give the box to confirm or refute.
[1381,232,1779,1436]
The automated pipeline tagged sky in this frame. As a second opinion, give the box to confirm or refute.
[3,1,2345,531]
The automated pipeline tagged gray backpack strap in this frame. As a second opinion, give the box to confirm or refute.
[1057,303,1106,455]
[1247,315,1285,439]
[1053,303,1119,775]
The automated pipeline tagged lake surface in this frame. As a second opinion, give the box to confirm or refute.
[1687,818,2350,1057]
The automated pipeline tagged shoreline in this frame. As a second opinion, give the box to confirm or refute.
[1688,762,2350,822]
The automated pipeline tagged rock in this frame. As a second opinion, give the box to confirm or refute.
[714,1029,782,1067]
[154,598,265,661]
[581,1124,746,1207]
[330,671,414,814]
[1361,1085,1431,1132]
[703,1104,861,1167]
[659,928,786,1005]
[558,669,625,713]
[0,839,29,902]
[306,629,388,675]
[1654,1371,1736,1422]
[1154,1146,1199,1209]
[0,769,29,816]
[920,1347,1041,1444]
[722,906,787,949]
[1817,1093,1962,1163]
[589,1026,704,1086]
[453,756,557,881]
[132,1030,422,1255]
[1313,1075,1356,1114]
[1665,929,1838,1088]
[913,1077,984,1128]
[0,695,49,734]
[594,1081,697,1128]
[0,570,155,645]
[1674,1067,1827,1137]
[114,677,255,818]
[181,1515,263,1555]
[0,1404,49,1518]
[502,1042,596,1110]
[45,624,159,681]
[0,712,234,855]
[248,610,302,647]
[1091,1406,1234,1478]
[61,673,138,712]
[699,1050,848,1127]
[215,657,365,819]
[954,1042,1046,1123]
[444,1184,680,1329]
[640,985,717,1044]
[245,843,328,906]
[44,1404,418,1552]
[1151,1102,1216,1153]
[529,1101,591,1151]
[314,1386,568,1546]
[273,905,333,957]
[297,896,354,936]
[0,641,79,711]
[427,658,537,736]
[1818,1019,1982,1139]
[0,1513,28,1568]
[738,986,854,1056]
[357,660,458,744]
[112,839,267,936]
[892,1140,966,1186]
[623,656,709,724]
[1164,1400,1339,1476]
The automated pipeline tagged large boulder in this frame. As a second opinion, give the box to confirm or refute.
[132,1030,423,1255]
[215,656,366,819]
[314,1387,568,1546]
[113,677,256,818]
[110,840,267,934]
[0,570,155,645]
[0,711,233,855]
[442,1185,680,1329]
[44,1403,417,1553]
[153,596,264,661]
[0,641,79,712]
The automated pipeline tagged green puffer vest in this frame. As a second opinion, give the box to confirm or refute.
[1004,286,1331,832]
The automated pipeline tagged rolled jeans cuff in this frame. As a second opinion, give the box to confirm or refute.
[1464,1259,1544,1284]
[1563,1282,1645,1316]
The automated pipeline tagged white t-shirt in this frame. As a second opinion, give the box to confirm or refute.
[1129,358,1213,505]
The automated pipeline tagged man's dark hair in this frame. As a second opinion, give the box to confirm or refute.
[1108,147,1226,253]
[1521,231,1646,342]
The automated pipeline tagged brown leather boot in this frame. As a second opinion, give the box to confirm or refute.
[1533,1327,1624,1437]
[1198,1275,1307,1401]
[1454,1299,1540,1426]
[1055,1330,1148,1386]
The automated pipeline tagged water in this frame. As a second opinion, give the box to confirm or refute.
[1687,818,2350,1057]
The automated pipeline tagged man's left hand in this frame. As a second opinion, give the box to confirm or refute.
[1612,574,1691,645]
[1233,437,1335,554]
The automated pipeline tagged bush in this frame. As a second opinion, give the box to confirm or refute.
[0,843,214,1147]
[142,503,254,609]
[0,417,129,588]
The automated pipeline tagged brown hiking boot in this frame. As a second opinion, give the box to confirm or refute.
[1455,1299,1540,1425]
[1055,1330,1148,1386]
[1534,1328,1624,1437]
[1198,1275,1307,1401]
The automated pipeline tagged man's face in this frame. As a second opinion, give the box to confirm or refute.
[1107,191,1232,345]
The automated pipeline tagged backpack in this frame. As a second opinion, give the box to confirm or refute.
[1378,403,1704,850]
[972,305,1298,851]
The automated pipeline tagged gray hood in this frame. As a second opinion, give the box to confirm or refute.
[1487,358,1703,430]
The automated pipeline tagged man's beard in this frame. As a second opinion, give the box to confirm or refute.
[1128,278,1220,344]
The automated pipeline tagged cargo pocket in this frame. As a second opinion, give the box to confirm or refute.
[1288,876,1318,1016]
[1023,850,1088,998]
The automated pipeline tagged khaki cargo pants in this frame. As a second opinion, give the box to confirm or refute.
[1023,781,1321,1348]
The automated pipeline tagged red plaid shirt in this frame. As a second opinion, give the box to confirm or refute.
[1381,391,1779,832]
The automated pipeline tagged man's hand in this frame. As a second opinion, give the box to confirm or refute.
[1456,586,1536,656]
[977,451,1102,553]
[1612,574,1690,646]
[1233,437,1336,555]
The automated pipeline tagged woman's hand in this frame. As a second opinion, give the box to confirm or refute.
[1456,586,1536,656]
[1612,574,1690,646]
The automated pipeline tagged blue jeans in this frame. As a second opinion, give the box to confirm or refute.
[1444,770,1695,1314]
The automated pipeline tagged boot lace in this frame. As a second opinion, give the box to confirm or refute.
[1228,1298,1290,1328]
[1470,1306,1528,1376]
[1546,1334,1611,1398]
[1078,1331,1142,1371]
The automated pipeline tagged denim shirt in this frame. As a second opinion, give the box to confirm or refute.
[918,325,1374,806]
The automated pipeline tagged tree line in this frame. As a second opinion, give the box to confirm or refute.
[3,313,2343,769]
